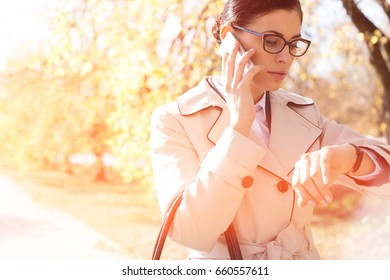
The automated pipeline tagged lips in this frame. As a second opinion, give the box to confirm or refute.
[268,71,287,80]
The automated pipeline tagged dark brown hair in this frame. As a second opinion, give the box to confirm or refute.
[212,0,303,44]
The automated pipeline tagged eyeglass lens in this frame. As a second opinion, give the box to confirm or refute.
[263,35,308,56]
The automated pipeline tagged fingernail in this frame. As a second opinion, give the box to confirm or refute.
[325,195,333,204]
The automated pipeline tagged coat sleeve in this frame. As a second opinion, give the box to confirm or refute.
[150,105,265,251]
[317,107,390,199]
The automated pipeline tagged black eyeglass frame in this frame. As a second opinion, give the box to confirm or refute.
[232,25,311,57]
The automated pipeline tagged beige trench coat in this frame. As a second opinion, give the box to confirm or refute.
[150,76,390,260]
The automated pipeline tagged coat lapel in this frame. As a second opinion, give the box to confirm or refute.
[267,91,323,177]
[178,77,323,181]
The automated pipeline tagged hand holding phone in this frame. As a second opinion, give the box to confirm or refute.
[217,31,263,137]
[218,31,255,74]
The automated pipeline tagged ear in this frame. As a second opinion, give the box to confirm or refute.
[220,24,233,41]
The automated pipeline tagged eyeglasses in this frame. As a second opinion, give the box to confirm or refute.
[232,25,311,57]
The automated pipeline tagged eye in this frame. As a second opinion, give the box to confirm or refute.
[264,35,284,50]
[264,36,280,46]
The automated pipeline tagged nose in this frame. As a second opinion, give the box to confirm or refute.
[275,45,293,64]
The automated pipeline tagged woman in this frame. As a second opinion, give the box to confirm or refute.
[150,0,390,259]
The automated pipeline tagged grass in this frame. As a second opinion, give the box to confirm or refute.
[3,165,390,260]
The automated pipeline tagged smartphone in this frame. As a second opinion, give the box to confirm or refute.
[218,31,255,74]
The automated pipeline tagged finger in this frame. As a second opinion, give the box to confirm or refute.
[292,160,315,207]
[297,156,321,206]
[221,52,229,85]
[225,42,239,92]
[242,64,266,83]
[309,155,331,207]
[222,52,228,74]
[231,48,255,89]
[293,181,315,207]
[318,148,334,204]
[319,146,331,185]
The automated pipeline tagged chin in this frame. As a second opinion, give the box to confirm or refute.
[267,84,281,92]
[253,80,281,92]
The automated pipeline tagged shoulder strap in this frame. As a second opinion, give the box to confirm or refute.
[152,192,242,260]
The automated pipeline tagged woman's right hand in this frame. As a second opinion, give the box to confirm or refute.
[222,41,265,137]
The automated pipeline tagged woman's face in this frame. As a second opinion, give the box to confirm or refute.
[233,9,303,93]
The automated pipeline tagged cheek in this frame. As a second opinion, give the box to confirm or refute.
[253,71,272,88]
[252,51,271,80]
[251,48,268,66]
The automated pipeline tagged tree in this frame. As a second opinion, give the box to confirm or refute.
[106,0,224,186]
[0,0,118,179]
[286,0,383,137]
[341,0,390,140]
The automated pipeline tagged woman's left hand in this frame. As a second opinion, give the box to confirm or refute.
[292,144,357,207]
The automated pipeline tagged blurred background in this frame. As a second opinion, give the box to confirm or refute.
[0,0,389,260]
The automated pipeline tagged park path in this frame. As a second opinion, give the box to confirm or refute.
[0,173,130,260]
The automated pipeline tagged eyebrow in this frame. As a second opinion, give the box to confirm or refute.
[264,30,302,39]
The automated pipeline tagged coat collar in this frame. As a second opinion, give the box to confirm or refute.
[177,77,226,116]
[177,77,322,181]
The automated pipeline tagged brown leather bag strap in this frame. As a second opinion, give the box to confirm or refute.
[224,223,243,260]
[152,192,183,260]
[152,192,242,260]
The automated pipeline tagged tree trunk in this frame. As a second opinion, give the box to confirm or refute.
[95,151,106,181]
[342,0,390,141]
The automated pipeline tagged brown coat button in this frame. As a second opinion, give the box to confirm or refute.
[242,176,254,188]
[277,180,289,193]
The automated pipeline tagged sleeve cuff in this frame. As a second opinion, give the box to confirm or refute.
[201,127,265,189]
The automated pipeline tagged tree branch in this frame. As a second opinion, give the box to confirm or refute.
[378,0,390,18]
